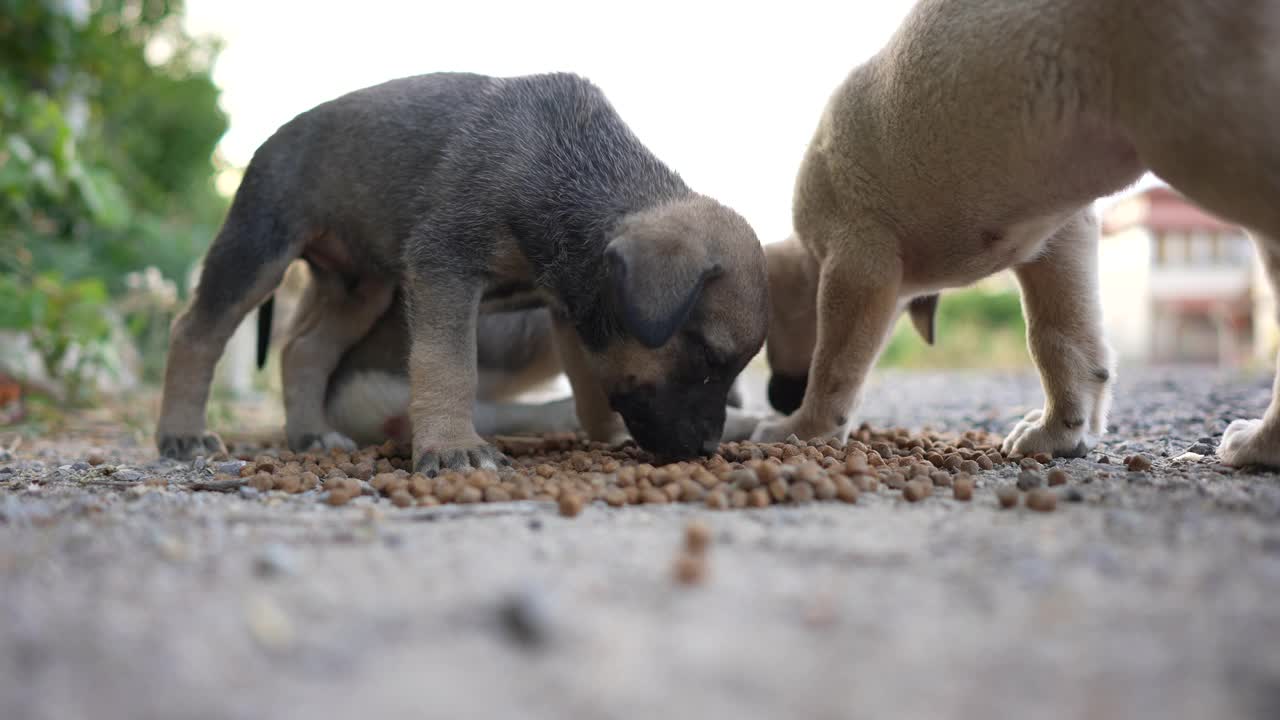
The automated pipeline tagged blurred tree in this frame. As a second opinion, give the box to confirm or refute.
[0,0,227,395]
[0,0,227,288]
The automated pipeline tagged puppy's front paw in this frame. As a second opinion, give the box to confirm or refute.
[157,431,227,460]
[1001,409,1095,458]
[750,414,846,444]
[1218,418,1280,467]
[414,442,512,476]
[292,430,358,454]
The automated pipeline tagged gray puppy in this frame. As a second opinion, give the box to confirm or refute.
[156,73,767,471]
[317,297,753,447]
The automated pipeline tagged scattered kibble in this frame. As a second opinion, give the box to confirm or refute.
[953,477,974,501]
[557,493,584,517]
[1047,468,1069,486]
[996,486,1019,509]
[685,520,712,554]
[196,426,1021,514]
[673,552,707,585]
[1125,454,1153,472]
[1026,488,1057,512]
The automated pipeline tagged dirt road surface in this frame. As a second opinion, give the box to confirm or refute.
[2,367,1279,720]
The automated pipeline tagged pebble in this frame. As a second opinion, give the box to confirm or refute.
[499,585,554,648]
[115,469,144,483]
[217,460,247,476]
[1017,469,1043,490]
[253,543,300,578]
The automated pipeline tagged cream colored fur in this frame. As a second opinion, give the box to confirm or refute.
[754,0,1280,466]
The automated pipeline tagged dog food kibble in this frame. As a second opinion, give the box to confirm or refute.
[1026,488,1057,512]
[685,520,712,554]
[903,480,930,502]
[557,493,584,517]
[673,552,708,585]
[953,477,974,501]
[1047,468,1069,486]
[1125,454,1153,472]
[996,486,1019,509]
[224,427,1012,513]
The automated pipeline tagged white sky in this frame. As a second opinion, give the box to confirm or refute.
[185,0,1154,245]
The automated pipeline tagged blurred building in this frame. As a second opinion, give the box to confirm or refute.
[1099,187,1273,366]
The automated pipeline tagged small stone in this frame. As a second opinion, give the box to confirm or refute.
[253,543,299,578]
[499,586,554,649]
[115,469,143,483]
[1017,469,1043,490]
[1065,488,1085,503]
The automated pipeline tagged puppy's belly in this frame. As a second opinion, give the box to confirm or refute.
[902,212,1071,294]
[326,370,413,447]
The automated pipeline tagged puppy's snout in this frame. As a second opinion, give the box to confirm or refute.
[611,383,727,460]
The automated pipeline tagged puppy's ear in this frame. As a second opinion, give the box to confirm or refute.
[606,235,721,348]
[908,294,939,345]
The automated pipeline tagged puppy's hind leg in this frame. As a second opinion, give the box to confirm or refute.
[1218,236,1280,467]
[1002,210,1114,458]
[282,265,393,452]
[156,185,304,460]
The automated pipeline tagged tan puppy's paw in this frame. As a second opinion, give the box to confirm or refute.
[1001,409,1096,458]
[291,430,358,454]
[414,441,512,476]
[750,414,847,444]
[157,431,227,461]
[1218,419,1280,468]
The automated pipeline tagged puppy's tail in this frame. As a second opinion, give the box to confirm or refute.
[908,294,939,345]
[255,295,274,369]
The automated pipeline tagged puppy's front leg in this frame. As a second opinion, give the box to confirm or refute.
[753,246,902,443]
[1003,211,1114,458]
[406,272,509,475]
[550,317,630,445]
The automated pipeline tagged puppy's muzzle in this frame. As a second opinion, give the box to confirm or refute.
[768,373,808,415]
[610,383,728,461]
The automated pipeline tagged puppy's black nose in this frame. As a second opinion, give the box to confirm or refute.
[702,438,720,456]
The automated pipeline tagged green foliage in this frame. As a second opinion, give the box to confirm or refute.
[878,287,1030,369]
[0,266,116,404]
[0,0,227,289]
[0,0,228,396]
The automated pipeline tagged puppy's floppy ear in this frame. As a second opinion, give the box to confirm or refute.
[606,235,721,348]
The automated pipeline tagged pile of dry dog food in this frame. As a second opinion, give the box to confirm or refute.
[213,423,1113,514]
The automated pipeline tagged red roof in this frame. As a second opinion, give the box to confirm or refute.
[1102,187,1240,235]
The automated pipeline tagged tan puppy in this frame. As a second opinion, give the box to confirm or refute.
[754,0,1280,467]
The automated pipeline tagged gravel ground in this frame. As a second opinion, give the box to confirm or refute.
[2,366,1280,720]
